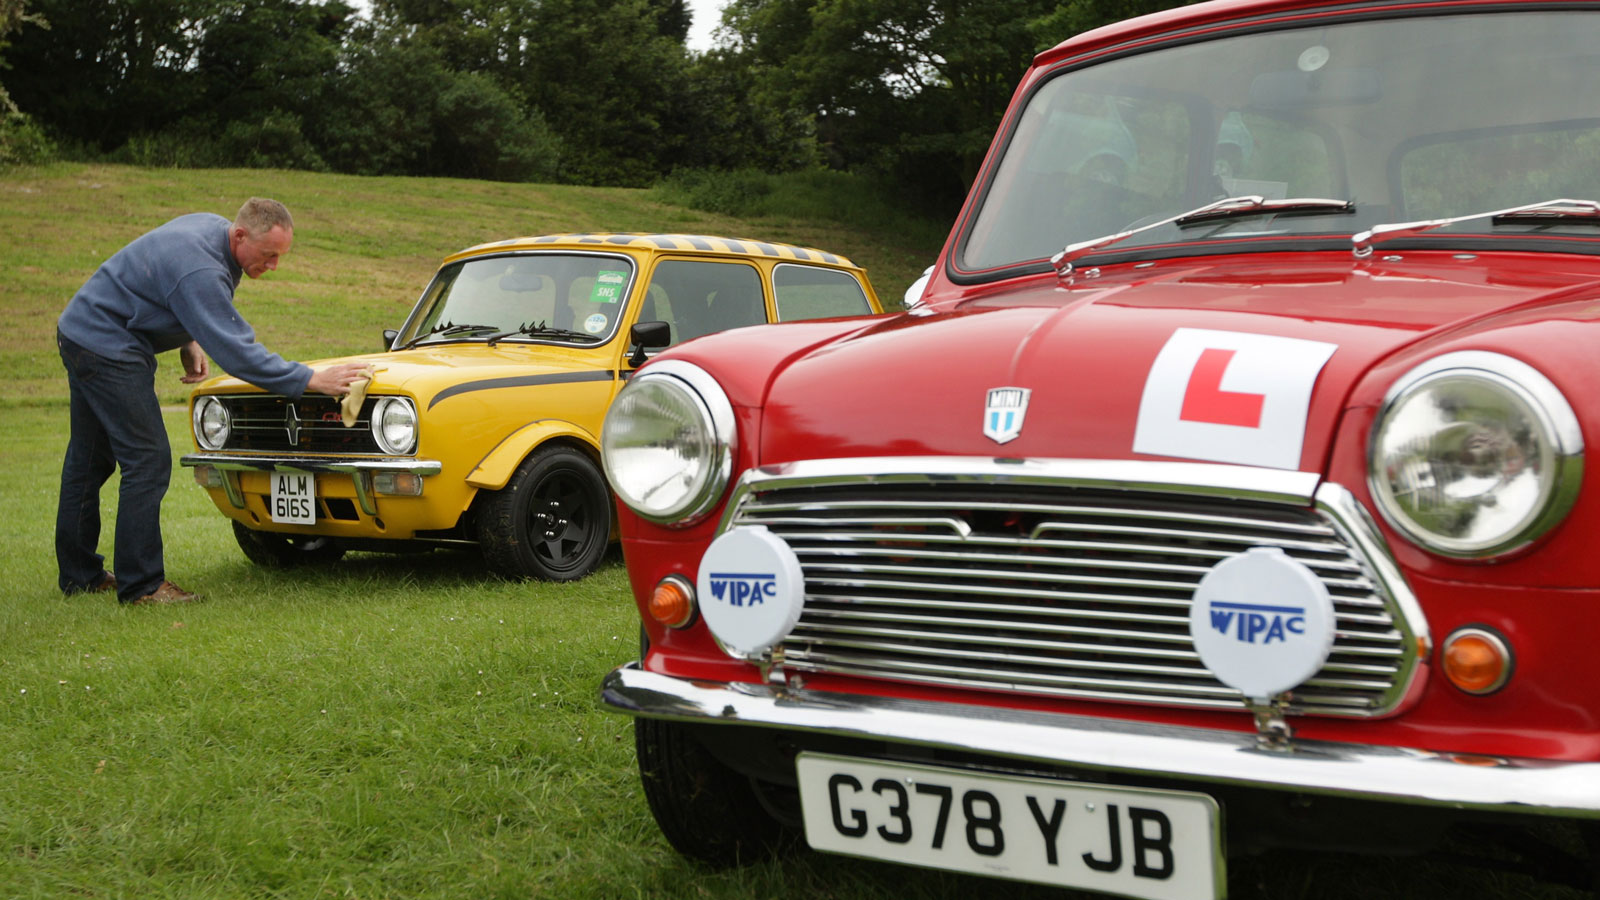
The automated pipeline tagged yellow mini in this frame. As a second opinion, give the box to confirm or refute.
[182,233,883,580]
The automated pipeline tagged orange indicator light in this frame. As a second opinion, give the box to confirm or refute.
[648,576,696,628]
[1441,627,1512,695]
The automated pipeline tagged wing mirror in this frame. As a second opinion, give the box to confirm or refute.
[903,266,933,309]
[382,329,399,351]
[627,321,671,367]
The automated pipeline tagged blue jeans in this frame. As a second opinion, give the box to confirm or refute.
[55,331,170,602]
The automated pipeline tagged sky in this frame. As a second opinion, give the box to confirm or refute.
[684,0,724,53]
[345,0,726,53]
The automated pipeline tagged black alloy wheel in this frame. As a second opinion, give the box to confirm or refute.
[476,444,610,581]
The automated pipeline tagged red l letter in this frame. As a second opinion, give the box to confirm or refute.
[1180,348,1264,427]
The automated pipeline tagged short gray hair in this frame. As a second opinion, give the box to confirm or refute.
[234,197,294,235]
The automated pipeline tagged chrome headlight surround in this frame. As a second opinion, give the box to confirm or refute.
[370,397,419,455]
[601,360,736,526]
[1368,351,1583,559]
[192,395,231,451]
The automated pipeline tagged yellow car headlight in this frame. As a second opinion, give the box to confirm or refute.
[193,395,231,451]
[371,397,419,455]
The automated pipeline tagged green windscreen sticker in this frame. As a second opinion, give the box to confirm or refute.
[589,270,628,304]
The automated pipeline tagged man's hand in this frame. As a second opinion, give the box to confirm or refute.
[178,341,210,384]
[306,362,373,396]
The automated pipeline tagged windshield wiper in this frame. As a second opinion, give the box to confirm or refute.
[484,321,600,347]
[402,321,500,349]
[1052,195,1355,280]
[1353,198,1600,258]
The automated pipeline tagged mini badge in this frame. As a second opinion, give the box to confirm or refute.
[1188,546,1336,701]
[696,525,806,659]
[983,386,1031,444]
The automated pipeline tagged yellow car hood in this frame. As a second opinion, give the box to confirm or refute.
[195,343,618,407]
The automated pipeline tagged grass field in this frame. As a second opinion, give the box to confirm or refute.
[0,164,943,408]
[0,165,1587,899]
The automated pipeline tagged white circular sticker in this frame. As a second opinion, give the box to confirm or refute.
[1298,45,1330,72]
[1188,547,1335,701]
[696,526,805,658]
[584,313,608,334]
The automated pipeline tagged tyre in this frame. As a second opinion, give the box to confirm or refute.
[232,520,346,567]
[475,444,610,581]
[635,718,789,867]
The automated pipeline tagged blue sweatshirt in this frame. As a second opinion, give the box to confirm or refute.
[57,213,313,398]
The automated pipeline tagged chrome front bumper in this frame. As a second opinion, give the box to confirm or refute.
[601,663,1600,819]
[180,452,441,515]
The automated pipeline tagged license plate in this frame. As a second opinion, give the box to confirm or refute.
[269,472,316,525]
[797,753,1222,900]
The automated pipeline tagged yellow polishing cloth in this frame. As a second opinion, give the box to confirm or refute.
[340,366,379,427]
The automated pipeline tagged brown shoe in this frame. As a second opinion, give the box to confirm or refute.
[128,581,202,605]
[63,571,116,596]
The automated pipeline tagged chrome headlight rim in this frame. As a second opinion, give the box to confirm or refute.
[1367,351,1583,559]
[370,396,419,455]
[602,359,736,527]
[192,395,231,451]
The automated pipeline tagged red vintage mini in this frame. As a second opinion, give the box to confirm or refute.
[598,1,1600,896]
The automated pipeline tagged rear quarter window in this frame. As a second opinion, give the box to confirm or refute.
[774,264,873,320]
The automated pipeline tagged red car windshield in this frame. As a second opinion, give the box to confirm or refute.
[960,9,1600,272]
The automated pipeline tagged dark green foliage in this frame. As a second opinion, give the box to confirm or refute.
[509,0,695,185]
[191,0,352,125]
[0,108,52,165]
[653,167,955,247]
[3,0,211,151]
[656,168,776,217]
[220,111,330,171]
[315,40,562,182]
[673,49,820,174]
[720,0,1192,208]
[0,0,1196,198]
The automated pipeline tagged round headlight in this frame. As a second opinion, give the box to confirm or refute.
[601,360,735,525]
[370,397,418,455]
[193,396,231,450]
[1368,351,1582,558]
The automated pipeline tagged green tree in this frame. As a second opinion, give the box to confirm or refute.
[193,0,353,118]
[672,48,818,173]
[3,0,213,151]
[512,0,698,185]
[0,0,40,109]
[368,0,695,185]
[0,0,53,164]
[313,37,562,181]
[723,0,1187,206]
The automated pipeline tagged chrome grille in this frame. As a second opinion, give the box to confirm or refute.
[725,460,1423,717]
[215,395,381,454]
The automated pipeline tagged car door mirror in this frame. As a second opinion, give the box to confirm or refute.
[382,329,399,351]
[627,321,671,368]
[903,266,934,309]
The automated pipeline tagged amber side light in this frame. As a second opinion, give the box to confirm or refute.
[1441,627,1513,695]
[648,576,696,628]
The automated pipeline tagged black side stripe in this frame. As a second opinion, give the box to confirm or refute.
[427,370,616,410]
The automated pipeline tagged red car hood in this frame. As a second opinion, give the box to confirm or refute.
[760,253,1600,471]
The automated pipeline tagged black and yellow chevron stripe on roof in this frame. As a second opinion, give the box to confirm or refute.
[465,233,852,267]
